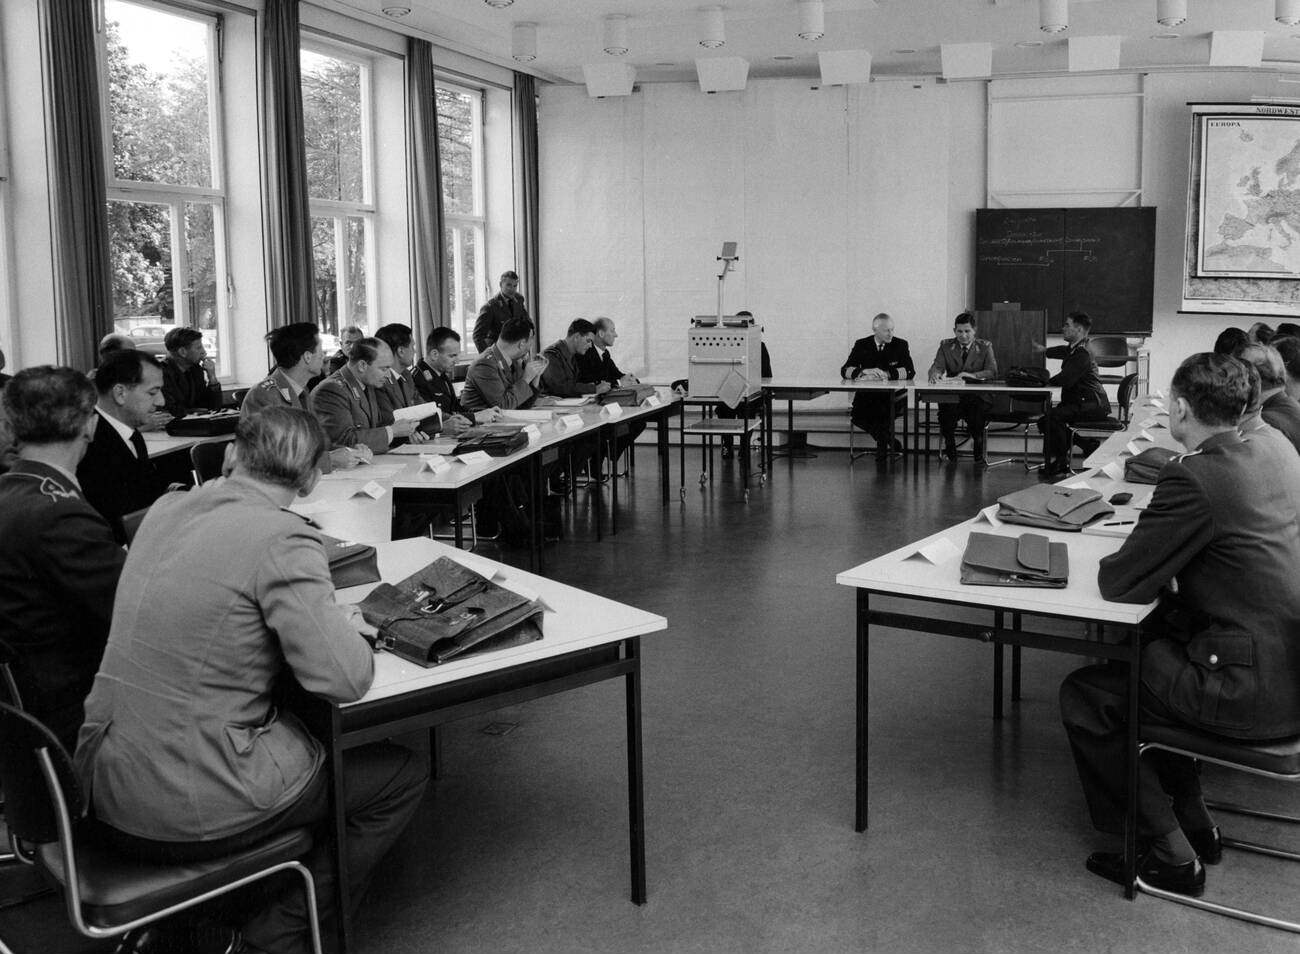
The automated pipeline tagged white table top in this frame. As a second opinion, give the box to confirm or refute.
[141,431,231,459]
[336,538,666,705]
[761,375,1060,400]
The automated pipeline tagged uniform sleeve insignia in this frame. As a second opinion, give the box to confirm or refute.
[38,477,80,503]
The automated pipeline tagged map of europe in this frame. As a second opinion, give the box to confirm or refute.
[1200,114,1300,279]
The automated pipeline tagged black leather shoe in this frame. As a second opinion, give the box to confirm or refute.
[1187,826,1223,865]
[1085,849,1205,897]
[1037,461,1068,478]
[1076,437,1102,456]
[941,443,958,462]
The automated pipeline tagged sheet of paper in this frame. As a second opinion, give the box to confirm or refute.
[318,462,404,481]
[550,397,592,407]
[904,536,962,565]
[290,500,335,516]
[500,409,555,422]
[1101,460,1126,481]
[1132,491,1153,510]
[351,480,386,500]
[391,401,442,423]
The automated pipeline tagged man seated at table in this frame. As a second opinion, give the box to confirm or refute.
[1236,358,1297,459]
[841,312,915,460]
[1273,334,1300,402]
[413,327,499,434]
[1059,352,1300,897]
[1035,311,1110,478]
[462,318,548,412]
[0,366,124,752]
[75,407,428,954]
[77,350,171,544]
[1236,343,1300,454]
[309,337,423,455]
[540,319,612,399]
[579,316,646,466]
[159,326,223,418]
[927,311,998,467]
[375,323,443,439]
[243,322,369,473]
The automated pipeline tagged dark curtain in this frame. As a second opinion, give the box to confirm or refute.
[406,38,447,350]
[261,0,314,328]
[40,0,113,369]
[513,72,541,341]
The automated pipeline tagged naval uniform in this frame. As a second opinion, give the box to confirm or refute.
[841,336,916,449]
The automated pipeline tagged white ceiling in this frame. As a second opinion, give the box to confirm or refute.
[342,0,1300,84]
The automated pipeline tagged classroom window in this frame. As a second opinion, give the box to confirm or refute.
[100,0,230,370]
[301,44,376,336]
[436,82,487,349]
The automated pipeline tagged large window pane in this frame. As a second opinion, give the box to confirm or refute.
[346,216,368,328]
[312,215,370,334]
[444,221,483,344]
[301,51,364,203]
[312,216,340,333]
[108,199,173,324]
[436,87,477,216]
[104,0,213,188]
[184,202,219,359]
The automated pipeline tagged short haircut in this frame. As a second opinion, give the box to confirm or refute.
[1276,322,1300,338]
[566,319,596,337]
[1214,327,1249,356]
[427,327,461,352]
[1237,344,1288,390]
[94,350,160,396]
[1250,321,1275,345]
[592,317,615,333]
[1239,358,1263,413]
[499,318,533,345]
[2,366,96,444]
[1170,353,1250,427]
[871,313,891,327]
[339,324,364,339]
[1274,335,1300,382]
[348,337,383,365]
[266,322,320,370]
[954,311,975,328]
[98,332,134,358]
[235,407,326,491]
[500,270,519,283]
[163,327,203,353]
[1065,311,1092,332]
[375,323,414,355]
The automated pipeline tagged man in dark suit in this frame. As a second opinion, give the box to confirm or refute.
[927,311,999,466]
[309,338,422,455]
[579,316,646,462]
[0,366,125,752]
[0,343,10,388]
[1060,353,1300,897]
[1237,343,1300,454]
[1036,311,1111,477]
[472,270,530,354]
[159,326,223,418]
[77,350,170,544]
[374,323,442,439]
[841,312,915,459]
[413,327,499,431]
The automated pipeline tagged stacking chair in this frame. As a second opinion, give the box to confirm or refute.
[229,388,250,409]
[1133,722,1300,931]
[189,440,227,485]
[1090,336,1136,386]
[1066,372,1139,470]
[0,703,323,954]
[985,394,1050,470]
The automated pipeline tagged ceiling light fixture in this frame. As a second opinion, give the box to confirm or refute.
[798,0,825,40]
[893,48,918,54]
[380,5,410,16]
[1156,0,1187,27]
[699,6,726,49]
[773,54,795,60]
[1015,40,1045,48]
[1280,0,1300,26]
[511,22,537,62]
[1040,0,1068,33]
[1152,32,1180,39]
[603,15,630,55]
[483,0,513,8]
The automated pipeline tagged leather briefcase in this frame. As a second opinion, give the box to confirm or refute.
[996,484,1112,531]
[358,556,543,667]
[165,410,241,436]
[454,426,529,457]
[1005,366,1051,388]
[961,531,1069,588]
[319,533,381,589]
[1124,446,1179,484]
[599,385,656,407]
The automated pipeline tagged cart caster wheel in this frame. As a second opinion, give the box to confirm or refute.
[759,474,767,485]
[679,487,686,501]
[698,473,707,487]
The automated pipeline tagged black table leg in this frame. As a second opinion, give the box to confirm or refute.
[856,589,870,832]
[624,637,647,904]
[453,488,464,550]
[659,407,670,504]
[1123,628,1140,900]
[329,709,352,953]
[992,617,1005,721]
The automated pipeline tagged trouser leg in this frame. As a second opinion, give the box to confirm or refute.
[937,404,960,451]
[852,393,892,446]
[963,399,987,459]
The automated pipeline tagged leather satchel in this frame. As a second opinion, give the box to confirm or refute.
[996,484,1113,531]
[600,385,656,407]
[961,531,1069,588]
[1005,366,1051,388]
[165,410,241,436]
[358,557,543,667]
[319,533,381,589]
[454,426,530,457]
[1124,446,1179,484]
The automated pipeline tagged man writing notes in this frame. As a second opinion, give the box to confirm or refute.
[76,407,428,954]
[927,311,998,467]
[540,319,612,398]
[159,326,223,418]
[309,337,423,454]
[412,327,500,435]
[0,367,124,753]
[462,318,548,412]
[472,269,530,354]
[841,312,915,460]
[77,350,169,544]
[1036,311,1110,478]
[1059,353,1300,898]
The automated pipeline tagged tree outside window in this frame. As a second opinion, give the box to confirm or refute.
[436,83,486,349]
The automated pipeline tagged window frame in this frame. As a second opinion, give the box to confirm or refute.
[435,76,488,350]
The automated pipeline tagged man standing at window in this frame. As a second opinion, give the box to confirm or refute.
[841,313,915,460]
[1036,311,1110,478]
[472,270,530,353]
[927,312,998,467]
[159,327,222,418]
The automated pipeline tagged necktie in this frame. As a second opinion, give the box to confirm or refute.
[961,345,969,363]
[130,429,148,462]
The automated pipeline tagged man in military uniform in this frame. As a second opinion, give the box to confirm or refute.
[0,366,125,752]
[472,270,530,354]
[1238,343,1300,454]
[462,318,548,412]
[1060,352,1300,897]
[841,313,915,459]
[308,338,422,455]
[1036,311,1111,477]
[244,321,369,472]
[540,319,611,399]
[927,311,998,466]
[159,326,223,418]
[374,323,442,438]
[413,327,499,431]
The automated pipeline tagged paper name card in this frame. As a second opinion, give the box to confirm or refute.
[1062,479,1092,490]
[1135,418,1167,430]
[642,394,662,408]
[523,423,542,445]
[351,480,386,500]
[557,414,584,431]
[419,454,453,474]
[1101,460,1126,482]
[903,536,962,566]
[1139,430,1157,442]
[974,504,1003,527]
[455,451,493,466]
[1125,440,1146,456]
[1132,491,1153,510]
[599,402,624,419]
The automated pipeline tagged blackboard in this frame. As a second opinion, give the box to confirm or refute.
[975,208,1156,335]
